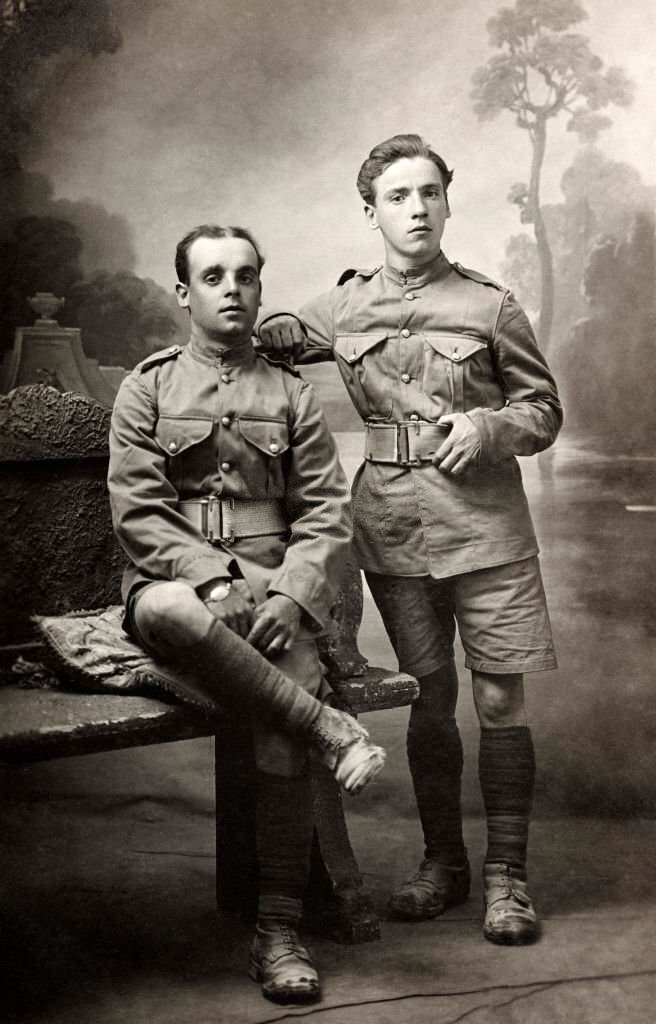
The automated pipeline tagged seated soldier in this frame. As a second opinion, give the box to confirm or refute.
[107,224,386,1006]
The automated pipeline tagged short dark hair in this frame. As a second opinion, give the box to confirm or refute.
[175,225,265,284]
[356,134,453,205]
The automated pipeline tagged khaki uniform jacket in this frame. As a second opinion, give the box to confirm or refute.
[295,251,563,579]
[108,339,353,629]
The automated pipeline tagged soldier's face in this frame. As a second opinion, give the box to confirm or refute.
[364,156,450,267]
[176,236,261,340]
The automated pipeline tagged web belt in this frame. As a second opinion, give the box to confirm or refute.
[364,421,450,466]
[178,497,287,544]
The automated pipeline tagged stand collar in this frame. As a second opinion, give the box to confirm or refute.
[188,336,255,366]
[383,251,451,288]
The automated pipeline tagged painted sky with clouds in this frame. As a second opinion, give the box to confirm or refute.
[26,0,655,308]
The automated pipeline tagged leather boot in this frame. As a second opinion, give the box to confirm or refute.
[483,863,539,945]
[249,920,320,1004]
[388,858,470,920]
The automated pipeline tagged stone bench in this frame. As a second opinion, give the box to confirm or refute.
[0,384,419,942]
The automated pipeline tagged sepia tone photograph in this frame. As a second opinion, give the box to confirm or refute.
[1,1,655,1021]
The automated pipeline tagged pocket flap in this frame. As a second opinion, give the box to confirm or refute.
[423,333,488,362]
[238,418,289,457]
[155,417,213,456]
[335,333,387,364]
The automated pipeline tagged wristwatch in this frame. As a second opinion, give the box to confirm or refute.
[207,580,232,602]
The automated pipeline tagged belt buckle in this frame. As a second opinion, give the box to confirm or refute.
[202,496,235,544]
[397,423,420,466]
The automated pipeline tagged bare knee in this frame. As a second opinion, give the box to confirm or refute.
[472,671,527,728]
[135,581,210,654]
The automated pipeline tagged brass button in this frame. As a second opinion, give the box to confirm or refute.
[221,416,231,427]
[400,328,410,339]
[269,442,280,454]
[167,441,178,453]
[220,461,231,472]
[401,373,410,384]
[405,292,415,301]
[410,413,419,421]
[452,352,461,361]
[221,373,230,383]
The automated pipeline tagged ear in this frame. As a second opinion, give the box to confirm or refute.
[364,203,379,231]
[175,281,190,309]
[445,195,451,219]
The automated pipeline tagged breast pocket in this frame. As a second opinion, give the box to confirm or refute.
[238,417,290,496]
[422,333,491,412]
[334,333,391,418]
[155,416,215,492]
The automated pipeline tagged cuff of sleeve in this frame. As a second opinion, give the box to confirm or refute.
[466,408,500,465]
[268,570,332,631]
[176,551,234,590]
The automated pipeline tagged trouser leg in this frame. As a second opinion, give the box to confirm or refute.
[407,660,467,867]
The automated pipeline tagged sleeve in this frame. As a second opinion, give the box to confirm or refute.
[267,380,353,628]
[108,371,233,589]
[465,293,564,465]
[257,290,337,365]
[295,290,337,363]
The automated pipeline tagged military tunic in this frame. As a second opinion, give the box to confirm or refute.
[294,251,563,579]
[108,338,353,628]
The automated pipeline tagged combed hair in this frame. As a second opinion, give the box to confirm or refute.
[175,225,265,284]
[356,134,453,205]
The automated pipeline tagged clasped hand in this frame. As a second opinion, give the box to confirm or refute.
[432,413,481,476]
[257,315,305,360]
[204,580,302,656]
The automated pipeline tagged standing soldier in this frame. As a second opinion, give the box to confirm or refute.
[258,135,563,945]
[108,225,385,1004]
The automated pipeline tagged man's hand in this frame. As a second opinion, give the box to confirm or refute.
[247,594,302,657]
[200,579,255,637]
[257,314,306,360]
[432,413,481,476]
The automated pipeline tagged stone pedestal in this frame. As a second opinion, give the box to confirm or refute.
[0,295,126,407]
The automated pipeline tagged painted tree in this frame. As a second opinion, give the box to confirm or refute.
[471,0,633,351]
[0,0,120,163]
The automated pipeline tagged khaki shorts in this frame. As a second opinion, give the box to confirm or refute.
[366,556,556,678]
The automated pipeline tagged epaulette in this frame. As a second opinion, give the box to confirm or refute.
[353,265,382,281]
[138,345,183,373]
[451,262,505,291]
[258,352,301,378]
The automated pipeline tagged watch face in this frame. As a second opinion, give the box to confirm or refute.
[209,582,232,602]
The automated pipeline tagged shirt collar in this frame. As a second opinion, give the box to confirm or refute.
[383,251,451,288]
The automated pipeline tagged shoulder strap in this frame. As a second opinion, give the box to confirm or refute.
[451,261,505,292]
[138,345,183,373]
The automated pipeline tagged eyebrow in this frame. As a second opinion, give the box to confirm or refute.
[200,263,258,276]
[383,183,443,198]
